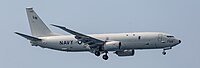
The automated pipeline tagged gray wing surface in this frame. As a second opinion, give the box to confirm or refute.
[51,24,105,47]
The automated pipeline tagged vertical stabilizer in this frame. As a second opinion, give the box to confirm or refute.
[26,7,53,37]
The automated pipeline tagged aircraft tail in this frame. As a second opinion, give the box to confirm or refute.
[26,7,55,37]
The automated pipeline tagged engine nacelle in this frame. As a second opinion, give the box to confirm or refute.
[103,41,121,51]
[115,50,135,56]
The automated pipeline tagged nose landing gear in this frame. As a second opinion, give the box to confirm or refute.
[162,50,167,55]
[162,47,172,55]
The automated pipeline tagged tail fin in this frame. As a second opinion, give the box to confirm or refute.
[26,7,53,37]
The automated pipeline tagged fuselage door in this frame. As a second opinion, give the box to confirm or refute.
[158,34,163,42]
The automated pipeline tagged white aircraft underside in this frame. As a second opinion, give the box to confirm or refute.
[15,7,181,60]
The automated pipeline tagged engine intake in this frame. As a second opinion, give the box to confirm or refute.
[103,41,121,51]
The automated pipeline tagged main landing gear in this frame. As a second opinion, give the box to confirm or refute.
[95,51,100,56]
[102,51,108,60]
[102,54,108,60]
[94,51,109,60]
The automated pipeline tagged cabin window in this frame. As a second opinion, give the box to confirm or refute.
[133,34,135,36]
[138,36,141,40]
[166,35,174,38]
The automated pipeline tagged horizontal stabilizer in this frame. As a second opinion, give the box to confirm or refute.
[15,32,41,41]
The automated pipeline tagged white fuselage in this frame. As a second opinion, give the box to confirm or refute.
[32,32,180,52]
[15,8,182,60]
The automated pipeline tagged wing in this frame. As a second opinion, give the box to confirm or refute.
[51,24,105,47]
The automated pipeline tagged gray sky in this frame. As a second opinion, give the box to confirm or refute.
[1,0,199,68]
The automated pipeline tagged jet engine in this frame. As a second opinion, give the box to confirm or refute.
[103,41,121,51]
[115,50,135,56]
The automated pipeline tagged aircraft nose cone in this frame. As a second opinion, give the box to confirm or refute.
[179,40,181,44]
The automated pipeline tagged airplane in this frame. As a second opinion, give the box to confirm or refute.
[15,7,181,60]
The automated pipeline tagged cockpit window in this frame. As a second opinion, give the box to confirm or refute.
[166,35,174,38]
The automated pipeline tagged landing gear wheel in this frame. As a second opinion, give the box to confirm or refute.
[95,51,100,56]
[162,51,166,55]
[102,55,108,60]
